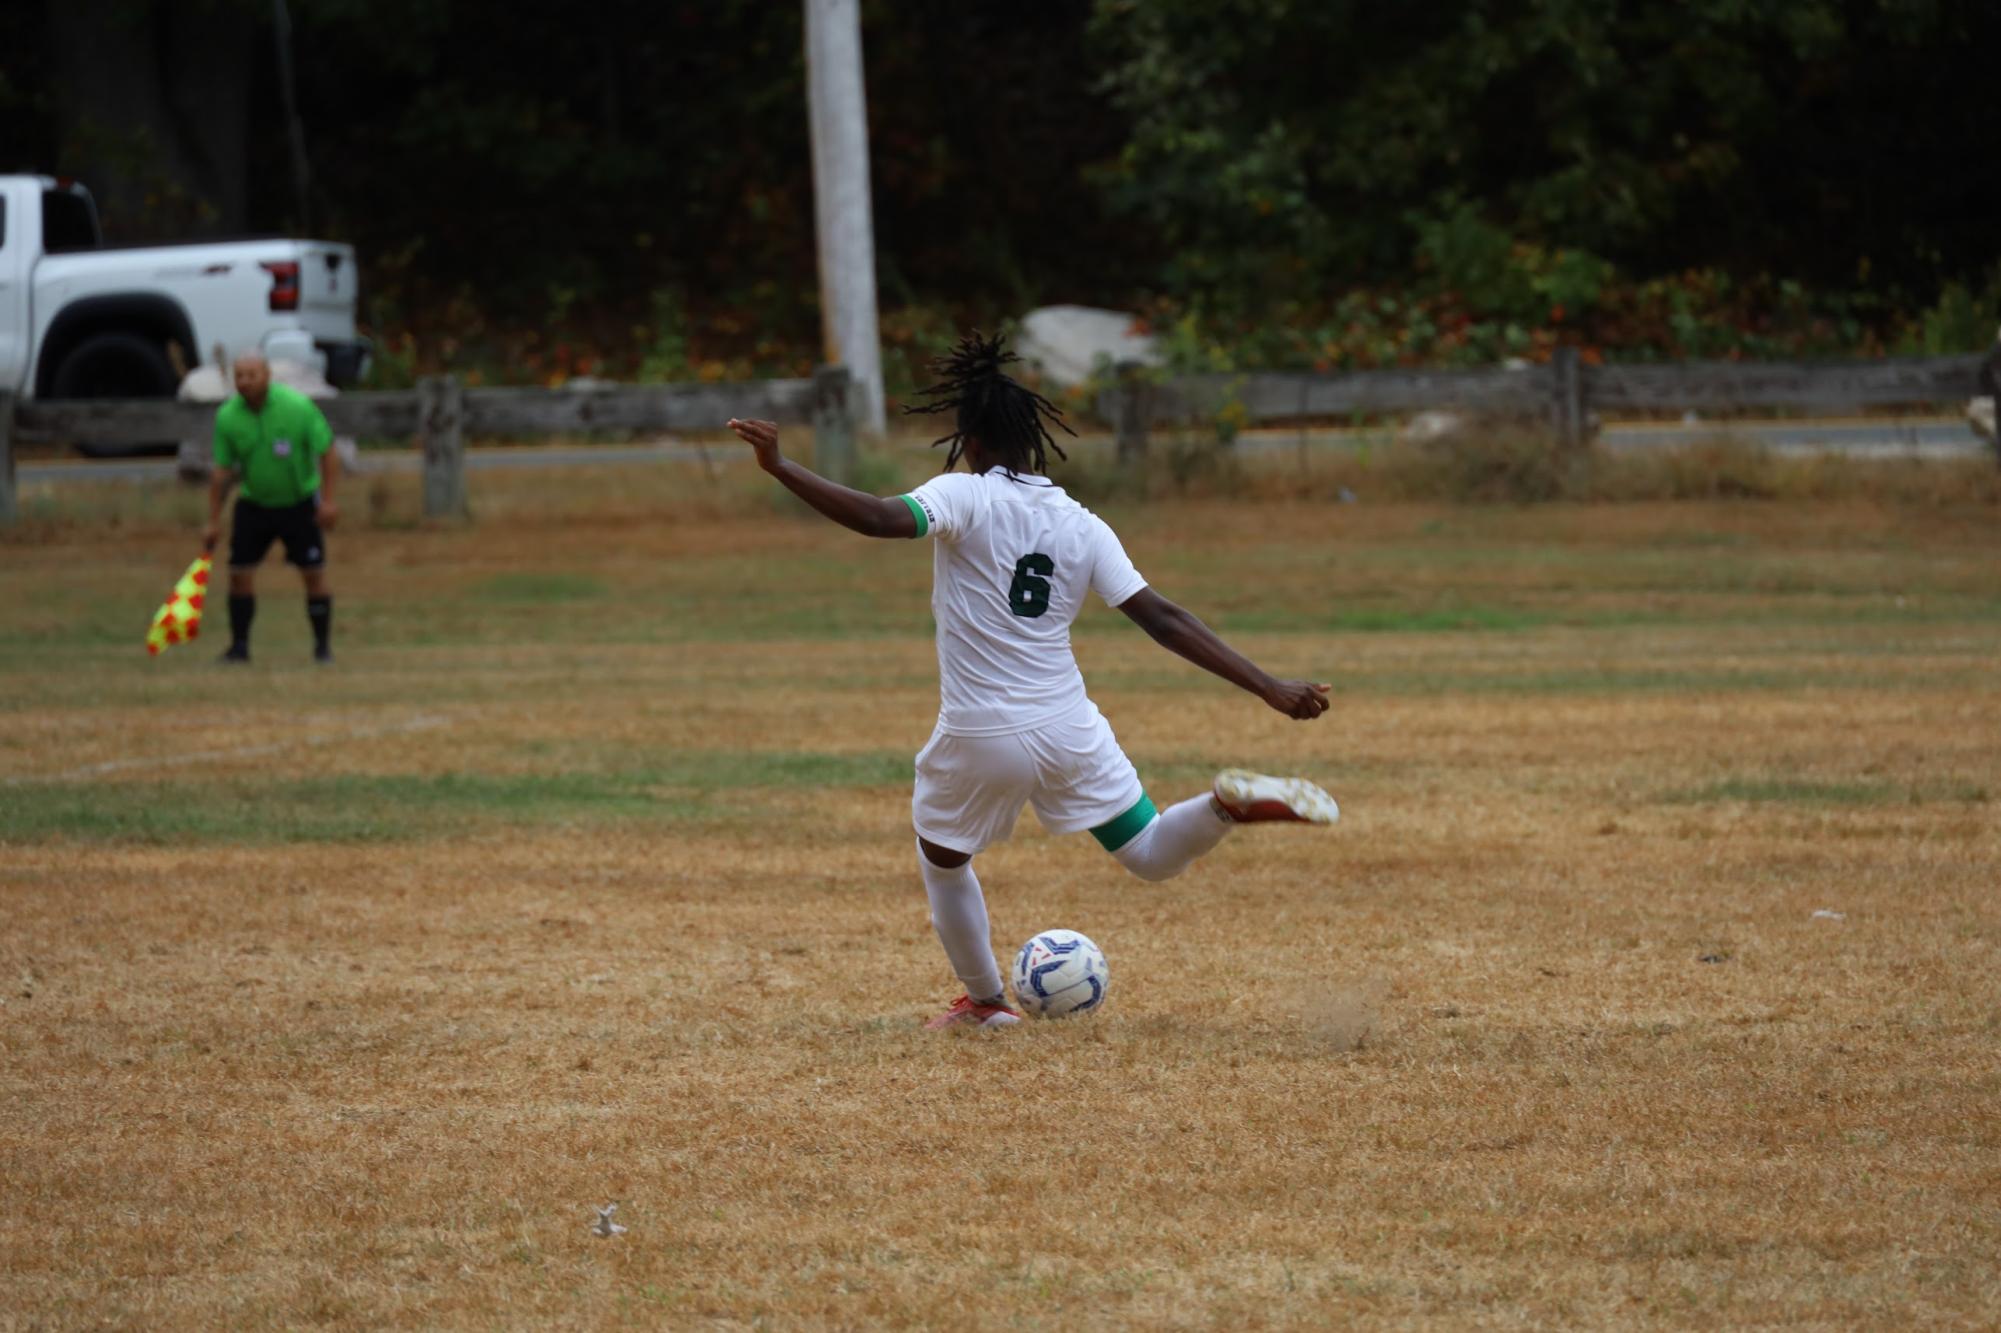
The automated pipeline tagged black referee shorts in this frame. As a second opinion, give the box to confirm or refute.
[230,498,327,571]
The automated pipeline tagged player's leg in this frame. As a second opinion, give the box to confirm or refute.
[1105,791,1233,883]
[1029,707,1337,882]
[1115,773,1339,879]
[915,835,1012,1023]
[283,500,333,663]
[223,499,272,662]
[912,730,1032,1029]
[1020,705,1223,883]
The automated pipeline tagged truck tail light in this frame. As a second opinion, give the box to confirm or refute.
[261,260,300,312]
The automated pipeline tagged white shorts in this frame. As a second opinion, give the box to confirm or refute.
[912,702,1149,856]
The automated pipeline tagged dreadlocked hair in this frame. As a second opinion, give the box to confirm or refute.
[903,330,1074,475]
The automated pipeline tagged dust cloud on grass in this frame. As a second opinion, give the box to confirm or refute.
[3,473,2000,1327]
[1284,975,1388,1052]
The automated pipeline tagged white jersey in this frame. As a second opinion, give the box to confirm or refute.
[901,469,1148,737]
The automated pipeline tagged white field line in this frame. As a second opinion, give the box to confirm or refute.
[1,714,451,786]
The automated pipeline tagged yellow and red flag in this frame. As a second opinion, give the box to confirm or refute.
[146,554,213,656]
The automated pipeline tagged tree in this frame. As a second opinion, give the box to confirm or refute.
[1089,0,2001,310]
[41,0,255,239]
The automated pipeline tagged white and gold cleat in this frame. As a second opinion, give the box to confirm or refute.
[1212,770,1340,825]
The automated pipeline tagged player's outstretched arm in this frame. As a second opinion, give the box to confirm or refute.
[726,418,916,539]
[1117,587,1330,721]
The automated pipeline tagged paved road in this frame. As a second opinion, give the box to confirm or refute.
[1234,418,1983,458]
[1606,420,1976,456]
[18,417,1988,484]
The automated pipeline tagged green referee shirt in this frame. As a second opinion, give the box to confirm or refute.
[213,382,334,508]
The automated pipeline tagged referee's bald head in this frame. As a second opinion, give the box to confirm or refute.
[233,351,271,410]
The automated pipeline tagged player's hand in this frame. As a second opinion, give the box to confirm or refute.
[726,418,783,472]
[318,497,340,531]
[202,521,220,553]
[1264,679,1331,721]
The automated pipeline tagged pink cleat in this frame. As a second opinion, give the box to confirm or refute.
[924,994,1022,1031]
[1212,769,1340,825]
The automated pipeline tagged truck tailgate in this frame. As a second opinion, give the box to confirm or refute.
[300,243,358,314]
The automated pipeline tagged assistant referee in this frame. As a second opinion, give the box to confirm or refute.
[202,352,340,664]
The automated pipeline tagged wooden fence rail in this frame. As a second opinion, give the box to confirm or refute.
[1097,351,1986,461]
[0,372,839,525]
[1587,355,1983,413]
[1,352,1991,527]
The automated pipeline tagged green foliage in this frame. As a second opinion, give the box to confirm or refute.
[636,289,695,383]
[843,451,908,498]
[1908,273,2001,355]
[1121,261,1929,382]
[1408,199,1617,333]
[1415,204,1531,319]
[362,330,419,390]
[878,304,965,404]
[6,1,1992,381]
[1090,0,1998,323]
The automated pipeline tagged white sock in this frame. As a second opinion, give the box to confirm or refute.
[916,839,1004,1004]
[1112,795,1232,882]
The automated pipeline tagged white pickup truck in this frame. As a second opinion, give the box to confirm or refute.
[0,175,370,453]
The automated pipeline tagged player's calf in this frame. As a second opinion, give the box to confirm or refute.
[1109,792,1231,882]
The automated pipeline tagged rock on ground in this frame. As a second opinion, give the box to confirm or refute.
[1014,306,1162,389]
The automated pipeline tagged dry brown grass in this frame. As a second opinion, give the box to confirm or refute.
[3,464,1999,1328]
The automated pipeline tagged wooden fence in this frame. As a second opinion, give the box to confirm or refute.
[0,365,856,526]
[1,352,1990,526]
[1097,349,1988,462]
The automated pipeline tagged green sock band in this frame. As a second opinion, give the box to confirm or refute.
[1090,793,1158,852]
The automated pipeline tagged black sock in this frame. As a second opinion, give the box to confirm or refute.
[228,594,255,651]
[307,595,332,654]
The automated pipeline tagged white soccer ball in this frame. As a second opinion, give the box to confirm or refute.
[1011,929,1109,1018]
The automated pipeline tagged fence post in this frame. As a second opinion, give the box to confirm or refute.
[1979,339,2001,471]
[419,375,467,519]
[1112,360,1151,468]
[813,364,856,486]
[1549,346,1584,453]
[0,392,16,527]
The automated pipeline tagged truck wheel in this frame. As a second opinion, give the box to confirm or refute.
[49,331,182,458]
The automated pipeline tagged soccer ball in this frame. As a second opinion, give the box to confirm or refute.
[1011,929,1108,1018]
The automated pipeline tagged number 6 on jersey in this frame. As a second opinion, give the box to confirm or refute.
[1009,553,1054,618]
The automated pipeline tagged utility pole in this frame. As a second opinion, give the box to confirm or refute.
[804,0,886,433]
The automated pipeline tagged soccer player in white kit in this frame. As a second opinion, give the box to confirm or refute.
[729,333,1338,1030]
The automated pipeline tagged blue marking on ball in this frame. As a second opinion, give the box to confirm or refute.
[1027,958,1070,998]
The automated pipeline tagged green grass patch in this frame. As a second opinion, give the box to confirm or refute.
[639,749,912,789]
[1665,777,1990,806]
[0,750,914,845]
[471,572,608,603]
[1678,778,1896,806]
[9,566,2001,660]
[0,772,694,844]
[1643,531,1756,550]
[1216,605,1556,634]
[1083,664,1989,698]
